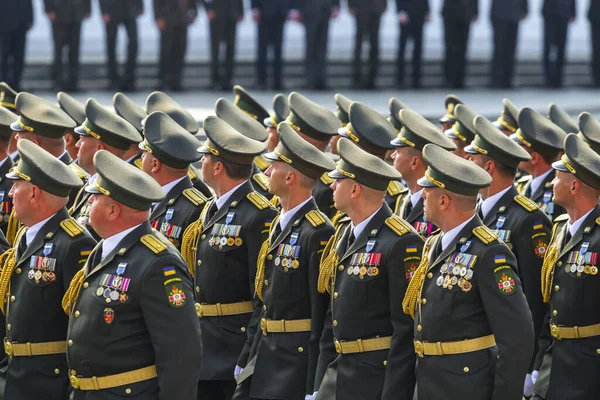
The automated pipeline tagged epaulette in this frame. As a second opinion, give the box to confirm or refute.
[60,219,84,237]
[385,215,411,237]
[305,210,327,227]
[514,195,538,212]
[387,181,406,197]
[320,173,334,185]
[254,156,270,172]
[252,173,270,191]
[247,192,270,210]
[516,175,532,184]
[68,163,89,180]
[596,217,600,226]
[187,167,197,180]
[554,214,569,223]
[141,234,168,254]
[134,158,143,170]
[473,225,498,245]
[182,187,207,207]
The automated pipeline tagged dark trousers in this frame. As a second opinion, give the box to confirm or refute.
[304,15,330,88]
[443,19,471,88]
[543,16,569,88]
[397,19,424,86]
[352,11,381,86]
[159,23,188,89]
[209,17,237,89]
[105,19,138,85]
[591,21,600,86]
[256,13,286,87]
[197,379,236,400]
[51,21,82,89]
[491,20,519,88]
[0,28,27,91]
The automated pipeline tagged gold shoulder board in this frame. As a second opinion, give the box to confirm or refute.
[141,234,168,254]
[247,192,270,210]
[134,158,143,170]
[69,163,89,180]
[555,214,569,223]
[320,173,334,185]
[60,219,84,237]
[254,156,270,172]
[252,173,270,191]
[183,188,207,207]
[306,210,327,227]
[516,175,532,184]
[595,217,600,226]
[187,167,198,180]
[473,225,498,245]
[385,215,411,237]
[514,195,538,212]
[387,181,406,197]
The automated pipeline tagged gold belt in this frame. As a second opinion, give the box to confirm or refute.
[4,339,66,357]
[260,318,311,336]
[69,365,157,390]
[413,335,496,358]
[550,323,600,340]
[334,336,392,354]
[195,301,253,317]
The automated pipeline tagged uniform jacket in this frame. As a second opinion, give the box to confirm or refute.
[4,209,96,400]
[199,0,244,20]
[533,206,600,399]
[316,205,420,400]
[481,187,551,371]
[99,0,144,21]
[194,181,278,380]
[590,0,600,21]
[244,198,334,399]
[395,0,430,19]
[149,177,208,253]
[0,158,15,236]
[442,0,479,21]
[67,222,202,400]
[347,0,387,14]
[518,172,566,223]
[490,0,528,23]
[0,0,33,32]
[413,216,534,400]
[153,0,197,24]
[395,195,438,239]
[542,0,576,19]
[43,0,91,23]
[69,188,99,242]
[313,175,336,221]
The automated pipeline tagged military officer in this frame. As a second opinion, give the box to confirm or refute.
[443,103,477,159]
[180,116,278,400]
[314,138,420,400]
[232,122,335,400]
[264,94,290,154]
[439,94,463,132]
[391,109,456,239]
[511,107,567,221]
[63,149,202,399]
[493,98,520,136]
[548,103,578,134]
[57,91,86,163]
[387,97,410,135]
[113,92,145,169]
[403,143,534,400]
[0,108,16,235]
[466,115,552,398]
[140,111,208,252]
[1,140,95,399]
[287,92,340,220]
[330,94,353,156]
[532,133,600,400]
[442,0,478,88]
[70,98,143,240]
[578,112,600,155]
[542,0,576,88]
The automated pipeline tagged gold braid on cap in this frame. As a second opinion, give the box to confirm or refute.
[497,117,517,133]
[254,215,279,301]
[180,202,210,276]
[541,222,564,303]
[317,224,346,294]
[62,268,86,315]
[5,210,22,246]
[0,227,26,315]
[402,235,437,318]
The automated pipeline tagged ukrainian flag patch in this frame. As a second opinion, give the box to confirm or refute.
[163,266,176,276]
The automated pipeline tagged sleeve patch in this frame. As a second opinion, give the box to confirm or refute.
[494,265,516,295]
[60,219,84,237]
[532,233,549,259]
[141,234,168,254]
[164,277,187,308]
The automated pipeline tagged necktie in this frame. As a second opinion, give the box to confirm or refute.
[404,200,413,218]
[17,234,27,258]
[347,228,355,250]
[207,202,218,221]
[93,245,104,266]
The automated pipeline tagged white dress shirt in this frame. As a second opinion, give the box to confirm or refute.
[101,223,144,260]
[441,215,476,251]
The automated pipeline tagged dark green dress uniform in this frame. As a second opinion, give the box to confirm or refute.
[215,97,273,201]
[2,140,96,400]
[406,144,534,400]
[391,108,456,239]
[532,133,600,400]
[466,115,552,373]
[0,108,16,235]
[315,138,420,400]
[70,99,143,241]
[233,123,336,400]
[189,117,278,400]
[142,111,209,252]
[65,150,202,400]
[548,103,578,134]
[511,107,567,221]
[288,92,341,220]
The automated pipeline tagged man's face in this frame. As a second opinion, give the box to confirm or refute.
[265,127,279,152]
[441,121,454,132]
[200,154,216,190]
[391,147,412,178]
[76,136,99,174]
[8,180,33,223]
[551,170,569,208]
[451,139,468,160]
[331,178,352,214]
[470,153,486,171]
[329,135,342,155]
[141,151,155,175]
[421,187,441,227]
[265,161,286,196]
[88,194,115,238]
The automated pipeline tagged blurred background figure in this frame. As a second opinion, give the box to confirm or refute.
[442,0,478,89]
[0,0,34,91]
[589,0,600,87]
[542,0,576,88]
[349,0,386,89]
[396,0,430,89]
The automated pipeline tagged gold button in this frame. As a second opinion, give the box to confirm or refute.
[417,325,422,332]
[383,360,387,366]
[553,310,558,317]
[463,367,469,373]
[557,261,562,267]
[422,299,427,305]
[427,272,433,279]
[264,280,269,286]
[298,347,304,353]
[197,260,202,267]
[333,292,339,298]
[10,296,15,303]
[7,324,11,331]
[554,285,560,292]
[15,268,21,275]
[338,265,344,271]
[75,311,80,318]
[241,327,246,333]
[267,254,273,260]
[263,305,267,311]
[54,369,60,375]
[83,282,89,288]
[596,349,600,355]
[201,234,206,240]
[125,388,132,394]
[333,320,338,327]
[196,286,200,293]
[68,340,73,346]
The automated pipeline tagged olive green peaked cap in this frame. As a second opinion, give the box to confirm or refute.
[264,94,291,128]
[215,98,268,142]
[552,133,600,190]
[11,92,76,138]
[233,85,270,126]
[286,92,340,141]
[146,91,199,134]
[57,92,86,126]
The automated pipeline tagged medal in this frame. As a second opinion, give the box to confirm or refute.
[119,292,128,303]
[460,267,467,277]
[28,270,35,280]
[281,258,288,267]
[227,237,234,246]
[46,272,56,282]
[359,266,367,276]
[436,276,444,286]
[450,276,458,285]
[440,264,448,273]
[42,271,48,281]
[290,232,300,246]
[235,238,243,246]
[462,281,473,292]
[219,237,227,246]
[226,212,235,224]
[291,259,299,269]
[466,269,473,279]
[353,266,360,275]
[452,266,461,275]
[96,287,104,296]
[347,266,354,275]
[110,290,120,301]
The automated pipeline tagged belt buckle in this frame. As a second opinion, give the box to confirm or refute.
[260,318,267,336]
[69,373,80,390]
[550,324,561,340]
[3,339,12,358]
[414,341,425,358]
[334,340,342,354]
[195,303,203,318]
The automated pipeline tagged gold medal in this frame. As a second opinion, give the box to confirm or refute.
[281,258,288,267]
[235,237,243,246]
[291,259,299,269]
[359,266,367,276]
[591,266,598,275]
[462,281,473,292]
[227,237,235,246]
[369,267,379,276]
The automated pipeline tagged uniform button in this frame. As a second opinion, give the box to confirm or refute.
[83,282,89,289]
[54,369,60,375]
[553,310,558,317]
[263,305,267,311]
[421,299,427,305]
[125,388,132,394]
[201,234,206,240]
[10,296,15,303]
[554,285,560,292]
[267,254,273,260]
[596,349,600,355]
[15,268,21,275]
[417,325,422,332]
[68,340,73,346]
[383,360,387,366]
[264,280,269,286]
[427,272,433,279]
[333,320,338,327]
[196,286,200,293]
[463,367,469,373]
[557,261,562,267]
[333,292,339,298]
[298,347,304,353]
[197,260,202,267]
[7,324,11,331]
[338,265,344,271]
[75,311,80,318]
[240,327,246,333]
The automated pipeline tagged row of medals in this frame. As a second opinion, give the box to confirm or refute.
[96,277,129,303]
[436,260,473,292]
[28,269,56,284]
[346,264,379,278]
[208,235,243,247]
[274,255,299,270]
[566,255,598,276]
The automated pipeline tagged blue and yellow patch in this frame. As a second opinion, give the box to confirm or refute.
[163,266,176,277]
[494,255,506,264]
